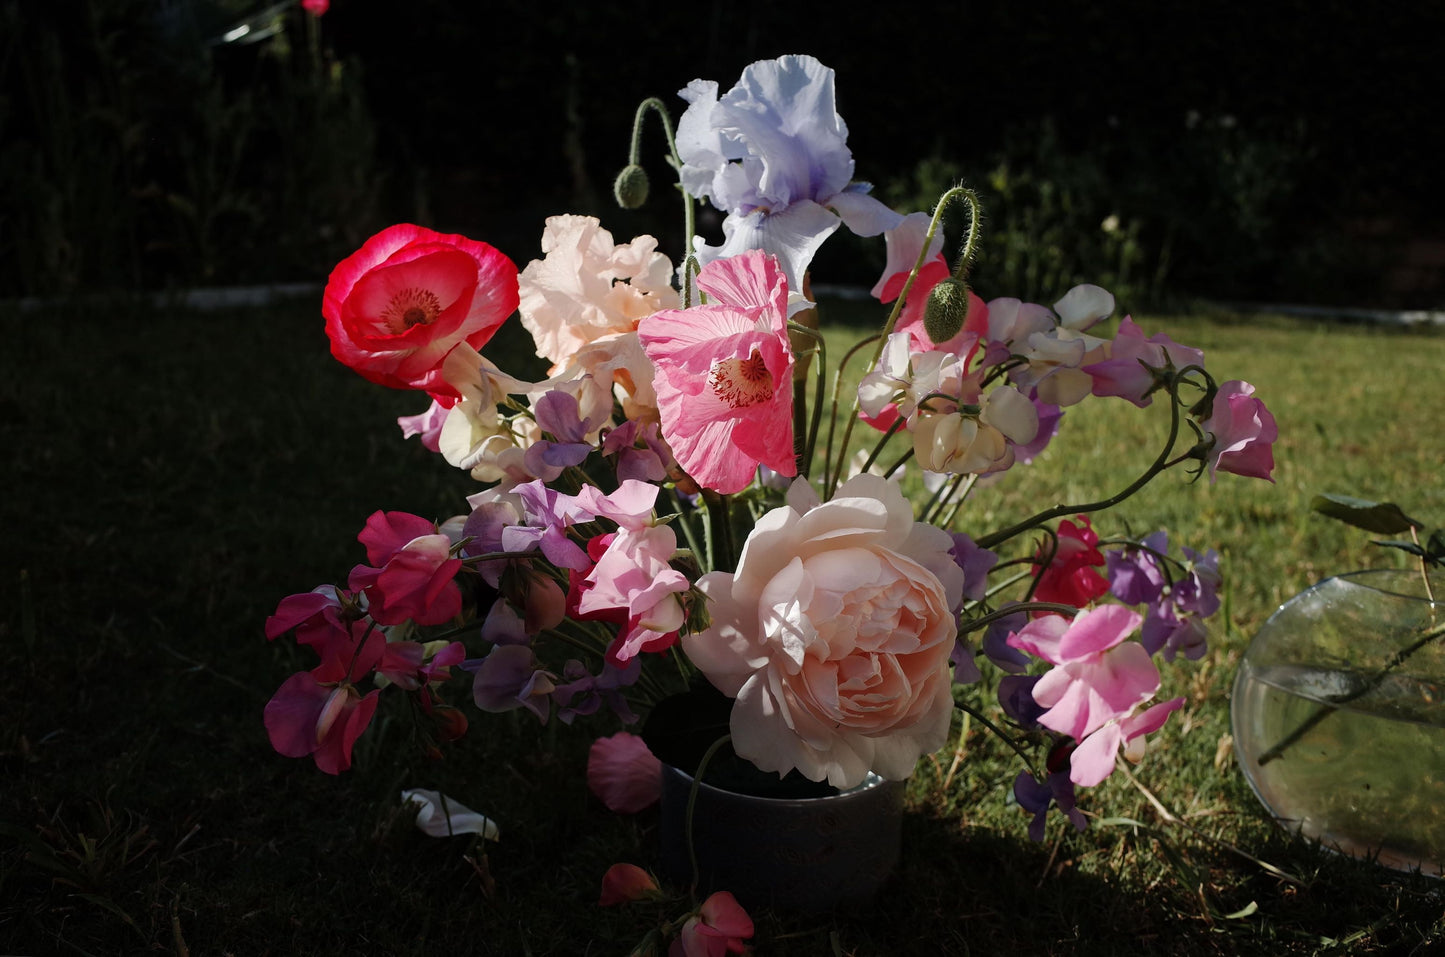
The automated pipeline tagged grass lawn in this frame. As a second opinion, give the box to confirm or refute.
[2,296,1444,955]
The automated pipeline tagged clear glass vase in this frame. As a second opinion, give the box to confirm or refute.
[1231,569,1445,875]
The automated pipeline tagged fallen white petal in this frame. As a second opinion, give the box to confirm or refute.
[400,788,500,841]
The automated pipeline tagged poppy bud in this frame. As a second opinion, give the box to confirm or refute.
[613,164,650,209]
[924,277,970,344]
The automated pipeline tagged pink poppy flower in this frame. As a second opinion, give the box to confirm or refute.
[323,223,519,398]
[587,732,662,813]
[1199,380,1277,483]
[672,891,754,957]
[637,250,795,494]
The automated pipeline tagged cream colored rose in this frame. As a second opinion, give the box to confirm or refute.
[683,474,964,788]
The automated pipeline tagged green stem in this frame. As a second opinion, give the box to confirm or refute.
[823,332,882,491]
[954,700,1041,782]
[787,321,828,478]
[626,96,695,263]
[830,187,971,497]
[685,734,733,897]
[975,377,1186,552]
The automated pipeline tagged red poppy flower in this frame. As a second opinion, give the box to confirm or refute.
[322,223,519,398]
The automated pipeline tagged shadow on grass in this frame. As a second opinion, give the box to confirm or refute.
[3,300,1443,955]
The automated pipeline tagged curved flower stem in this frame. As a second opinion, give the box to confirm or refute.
[1255,620,1445,766]
[950,187,982,283]
[857,417,907,476]
[626,96,695,269]
[957,601,1082,634]
[938,473,981,529]
[823,332,882,491]
[685,733,733,898]
[954,700,1041,782]
[787,321,828,477]
[701,490,736,573]
[974,378,1186,552]
[829,187,972,498]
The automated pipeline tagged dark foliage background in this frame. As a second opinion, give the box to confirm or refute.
[1,0,1441,303]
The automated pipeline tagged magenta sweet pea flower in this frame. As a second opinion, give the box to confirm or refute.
[1084,317,1205,407]
[264,672,380,774]
[1032,516,1110,608]
[598,862,661,906]
[347,511,463,626]
[570,525,690,667]
[637,250,795,494]
[1199,380,1277,483]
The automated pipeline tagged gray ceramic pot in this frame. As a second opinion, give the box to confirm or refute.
[657,763,906,911]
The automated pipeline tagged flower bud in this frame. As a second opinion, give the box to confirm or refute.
[923,277,970,344]
[613,164,650,209]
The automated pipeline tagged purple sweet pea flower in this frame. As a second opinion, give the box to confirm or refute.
[1083,316,1205,408]
[981,604,1033,674]
[949,533,999,604]
[470,645,555,722]
[552,657,642,725]
[1107,531,1169,606]
[949,638,982,685]
[1014,769,1087,842]
[998,673,1046,730]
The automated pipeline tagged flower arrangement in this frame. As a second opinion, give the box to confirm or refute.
[264,53,1276,942]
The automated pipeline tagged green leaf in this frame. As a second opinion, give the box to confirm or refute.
[1310,494,1422,534]
[1371,539,1428,559]
[1427,529,1445,566]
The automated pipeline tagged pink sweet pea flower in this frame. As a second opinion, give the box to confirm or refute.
[1068,696,1185,787]
[322,224,519,398]
[264,672,380,774]
[398,397,449,452]
[598,862,661,906]
[1008,605,1160,742]
[671,891,755,957]
[347,511,463,626]
[1199,380,1277,483]
[571,526,690,666]
[587,732,662,813]
[301,0,328,15]
[1084,317,1205,407]
[637,250,795,494]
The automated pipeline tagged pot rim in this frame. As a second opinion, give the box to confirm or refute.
[660,762,893,806]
